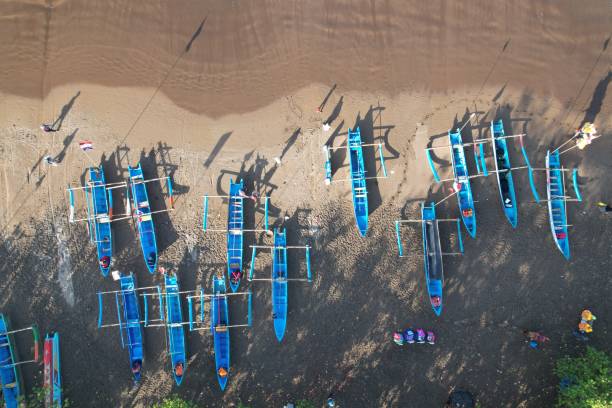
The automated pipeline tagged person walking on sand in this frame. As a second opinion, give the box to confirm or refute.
[43,155,59,166]
[596,202,612,213]
[523,330,550,349]
[40,124,58,133]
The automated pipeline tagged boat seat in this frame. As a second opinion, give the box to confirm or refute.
[4,381,17,388]
[140,215,152,222]
[215,325,228,332]
[98,216,111,223]
[229,263,241,269]
[138,201,149,208]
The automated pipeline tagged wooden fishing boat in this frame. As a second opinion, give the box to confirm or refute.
[88,167,113,276]
[43,332,62,408]
[227,179,244,292]
[421,203,444,316]
[546,150,571,259]
[0,314,22,408]
[211,274,230,391]
[449,130,477,238]
[348,127,369,236]
[164,273,186,386]
[271,228,288,342]
[128,163,158,273]
[490,120,518,228]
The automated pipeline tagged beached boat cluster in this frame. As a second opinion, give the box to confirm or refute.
[1,112,586,406]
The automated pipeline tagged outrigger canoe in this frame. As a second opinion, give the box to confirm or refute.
[128,163,158,273]
[43,332,62,407]
[164,273,186,386]
[227,179,244,293]
[546,150,570,259]
[88,166,113,276]
[0,314,22,408]
[119,273,144,383]
[422,203,444,316]
[490,120,518,228]
[449,130,476,238]
[348,127,369,236]
[272,228,288,342]
[211,275,230,391]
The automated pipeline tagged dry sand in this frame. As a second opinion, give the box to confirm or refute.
[0,0,611,407]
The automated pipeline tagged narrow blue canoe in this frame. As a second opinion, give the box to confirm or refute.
[164,273,186,386]
[211,274,230,391]
[119,273,144,384]
[128,164,158,273]
[0,314,21,408]
[422,203,444,316]
[348,127,369,237]
[546,150,570,259]
[43,332,62,407]
[227,179,244,293]
[449,130,476,238]
[491,120,518,228]
[88,166,113,276]
[272,228,288,342]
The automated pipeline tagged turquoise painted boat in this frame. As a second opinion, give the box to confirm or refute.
[546,150,570,259]
[211,275,230,391]
[348,127,369,236]
[227,179,244,292]
[272,228,288,342]
[449,130,477,238]
[422,203,444,316]
[43,332,62,407]
[491,120,518,228]
[164,273,186,386]
[88,167,113,276]
[128,164,158,273]
[0,314,22,408]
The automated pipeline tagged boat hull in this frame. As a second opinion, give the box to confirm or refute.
[491,120,518,228]
[449,130,477,238]
[128,164,158,273]
[43,332,62,408]
[227,179,244,292]
[422,203,444,316]
[272,228,288,342]
[212,275,230,391]
[348,127,369,237]
[120,274,144,384]
[546,150,570,259]
[89,167,113,276]
[0,314,22,408]
[165,274,186,386]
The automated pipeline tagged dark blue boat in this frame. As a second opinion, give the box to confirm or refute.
[164,273,186,386]
[128,164,158,273]
[88,166,113,276]
[490,120,518,228]
[119,273,144,384]
[227,179,244,292]
[421,203,444,316]
[211,274,230,391]
[272,228,288,342]
[348,127,369,236]
[449,130,477,238]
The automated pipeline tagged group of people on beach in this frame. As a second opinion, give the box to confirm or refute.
[522,309,597,349]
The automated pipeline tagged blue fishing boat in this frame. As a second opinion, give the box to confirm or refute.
[227,179,244,292]
[421,203,444,316]
[119,274,144,383]
[449,130,477,238]
[88,166,113,276]
[211,274,230,391]
[0,314,22,408]
[164,273,186,386]
[348,127,369,236]
[271,228,288,342]
[490,120,518,228]
[546,150,570,259]
[128,164,158,273]
[43,332,62,407]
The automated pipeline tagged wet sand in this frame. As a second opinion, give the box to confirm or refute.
[0,1,611,407]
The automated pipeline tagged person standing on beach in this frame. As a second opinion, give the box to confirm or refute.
[596,202,612,213]
[40,124,58,133]
[43,155,59,166]
[523,330,550,349]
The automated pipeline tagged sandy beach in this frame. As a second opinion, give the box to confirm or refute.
[0,0,610,406]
